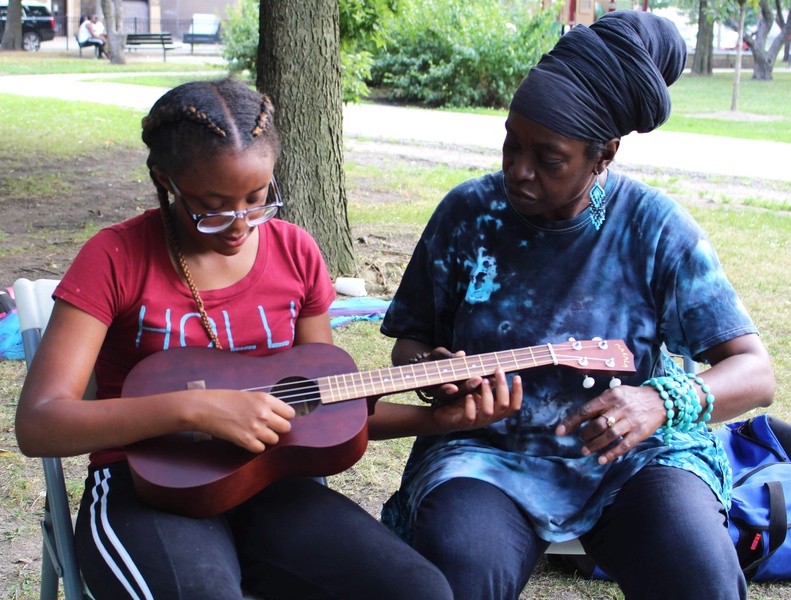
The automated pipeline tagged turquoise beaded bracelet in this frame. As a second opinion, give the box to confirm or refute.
[642,373,715,443]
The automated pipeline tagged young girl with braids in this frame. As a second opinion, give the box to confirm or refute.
[15,78,453,600]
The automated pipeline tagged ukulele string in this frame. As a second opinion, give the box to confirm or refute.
[231,343,614,405]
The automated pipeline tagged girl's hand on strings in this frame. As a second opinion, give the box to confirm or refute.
[191,389,296,453]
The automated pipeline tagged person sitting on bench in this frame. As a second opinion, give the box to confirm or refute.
[77,14,109,59]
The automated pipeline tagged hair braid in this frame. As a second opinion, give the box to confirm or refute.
[142,104,227,141]
[183,105,227,138]
[251,96,275,138]
[151,172,223,350]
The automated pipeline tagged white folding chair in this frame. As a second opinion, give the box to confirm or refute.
[14,278,88,600]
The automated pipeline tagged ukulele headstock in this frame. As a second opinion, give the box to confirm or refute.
[551,338,635,375]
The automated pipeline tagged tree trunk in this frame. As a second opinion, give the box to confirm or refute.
[745,0,791,80]
[101,0,127,64]
[731,0,746,111]
[257,0,356,278]
[691,0,713,76]
[0,0,23,51]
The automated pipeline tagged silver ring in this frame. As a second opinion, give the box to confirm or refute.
[605,415,616,428]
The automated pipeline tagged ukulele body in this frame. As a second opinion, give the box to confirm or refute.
[123,344,368,518]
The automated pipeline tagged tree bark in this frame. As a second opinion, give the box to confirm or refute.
[100,0,127,64]
[0,0,23,51]
[691,0,713,76]
[257,0,356,278]
[745,0,791,80]
[731,0,746,110]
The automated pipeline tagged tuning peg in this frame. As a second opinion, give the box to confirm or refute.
[583,375,595,389]
[609,377,622,388]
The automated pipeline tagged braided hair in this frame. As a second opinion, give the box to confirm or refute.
[141,77,280,349]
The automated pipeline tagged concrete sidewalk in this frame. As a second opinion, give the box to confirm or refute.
[2,71,789,182]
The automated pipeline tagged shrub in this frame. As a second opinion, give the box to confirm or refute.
[222,0,399,104]
[221,0,258,74]
[370,0,560,108]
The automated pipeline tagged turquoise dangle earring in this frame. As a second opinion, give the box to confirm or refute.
[589,170,606,231]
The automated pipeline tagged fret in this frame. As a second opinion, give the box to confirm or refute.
[380,368,393,395]
[425,360,441,387]
[509,349,519,371]
[366,371,377,396]
[407,362,419,390]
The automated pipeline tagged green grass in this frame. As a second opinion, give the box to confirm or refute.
[640,71,791,142]
[345,162,490,225]
[4,52,791,143]
[85,73,234,88]
[0,172,75,198]
[0,94,145,158]
[380,71,791,144]
[671,72,791,116]
[0,52,225,75]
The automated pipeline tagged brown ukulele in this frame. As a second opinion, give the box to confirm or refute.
[123,338,635,518]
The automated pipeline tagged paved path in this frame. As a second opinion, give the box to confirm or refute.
[2,72,789,182]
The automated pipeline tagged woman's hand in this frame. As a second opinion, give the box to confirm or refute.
[411,347,496,405]
[190,389,296,453]
[368,340,523,440]
[555,384,666,465]
[430,368,523,433]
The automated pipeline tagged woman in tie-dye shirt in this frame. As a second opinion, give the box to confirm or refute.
[367,11,775,600]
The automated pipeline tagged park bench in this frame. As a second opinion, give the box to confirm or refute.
[182,13,221,54]
[125,32,177,62]
[75,34,100,58]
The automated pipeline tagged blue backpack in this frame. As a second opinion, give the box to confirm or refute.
[713,414,791,582]
[550,414,791,583]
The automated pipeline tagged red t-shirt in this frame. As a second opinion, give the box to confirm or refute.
[55,208,335,466]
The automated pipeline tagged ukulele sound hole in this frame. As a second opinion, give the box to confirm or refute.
[271,377,320,417]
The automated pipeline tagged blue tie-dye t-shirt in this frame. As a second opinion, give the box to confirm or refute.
[379,170,756,543]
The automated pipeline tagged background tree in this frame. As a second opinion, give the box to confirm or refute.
[692,0,715,75]
[731,0,748,108]
[100,0,127,64]
[224,0,397,102]
[743,0,791,79]
[0,0,23,51]
[719,0,791,79]
[257,0,356,277]
[669,0,715,76]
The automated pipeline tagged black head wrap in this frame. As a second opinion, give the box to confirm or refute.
[510,11,687,141]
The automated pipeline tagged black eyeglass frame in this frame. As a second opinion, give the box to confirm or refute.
[167,175,283,234]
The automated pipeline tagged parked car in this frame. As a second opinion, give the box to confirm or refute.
[0,2,56,51]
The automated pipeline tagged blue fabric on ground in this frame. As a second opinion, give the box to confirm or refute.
[0,311,24,360]
[0,297,391,360]
[330,297,391,328]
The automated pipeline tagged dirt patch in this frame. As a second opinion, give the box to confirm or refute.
[1,142,790,599]
[0,140,789,289]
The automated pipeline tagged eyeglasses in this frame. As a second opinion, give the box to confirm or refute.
[168,175,283,234]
